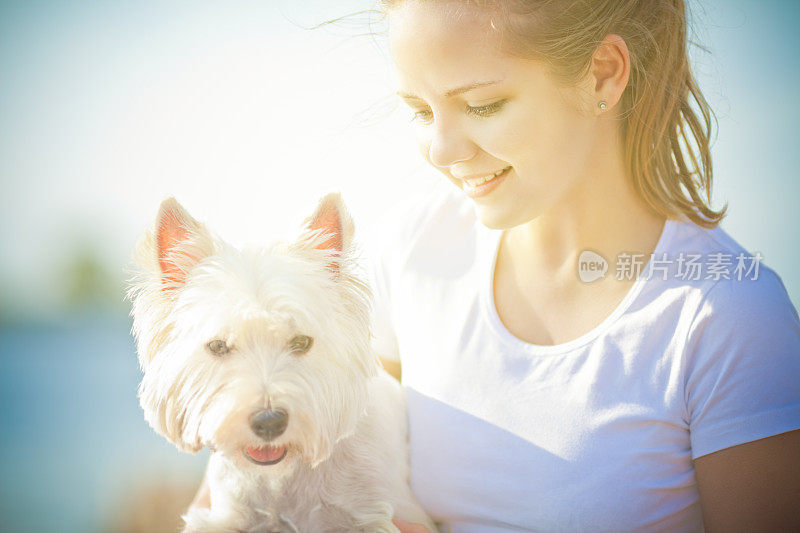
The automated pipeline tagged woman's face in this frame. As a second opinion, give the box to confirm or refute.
[388,2,602,230]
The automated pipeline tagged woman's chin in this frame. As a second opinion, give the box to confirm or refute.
[471,203,523,230]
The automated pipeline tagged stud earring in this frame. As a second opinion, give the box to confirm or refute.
[598,101,607,111]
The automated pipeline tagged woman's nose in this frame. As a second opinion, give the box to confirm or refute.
[426,120,477,169]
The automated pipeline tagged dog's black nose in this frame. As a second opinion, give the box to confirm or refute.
[249,408,288,441]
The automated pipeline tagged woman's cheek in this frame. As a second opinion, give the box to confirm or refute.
[490,114,534,157]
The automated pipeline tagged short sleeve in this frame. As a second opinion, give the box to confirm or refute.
[361,216,401,363]
[683,268,800,459]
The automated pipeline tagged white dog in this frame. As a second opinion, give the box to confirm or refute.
[127,194,436,533]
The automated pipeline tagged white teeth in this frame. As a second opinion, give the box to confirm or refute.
[464,167,509,187]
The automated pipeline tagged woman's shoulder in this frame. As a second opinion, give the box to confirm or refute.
[384,180,473,237]
[662,218,800,367]
[666,217,795,314]
[673,220,800,458]
[361,180,478,264]
[668,216,755,261]
[631,217,799,370]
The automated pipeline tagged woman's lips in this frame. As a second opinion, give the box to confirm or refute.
[461,166,511,198]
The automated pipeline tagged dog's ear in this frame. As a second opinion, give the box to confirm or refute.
[153,197,214,291]
[128,198,217,367]
[299,192,355,275]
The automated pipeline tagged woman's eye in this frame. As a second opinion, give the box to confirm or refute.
[466,99,507,118]
[411,109,433,124]
[408,99,506,123]
[206,339,230,356]
[288,335,313,355]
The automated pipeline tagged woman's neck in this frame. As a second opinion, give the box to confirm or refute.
[502,133,666,290]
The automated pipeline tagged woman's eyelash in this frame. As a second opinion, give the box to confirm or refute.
[466,99,507,117]
[412,109,433,122]
[409,99,508,123]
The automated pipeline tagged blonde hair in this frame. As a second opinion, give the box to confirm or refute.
[380,0,727,228]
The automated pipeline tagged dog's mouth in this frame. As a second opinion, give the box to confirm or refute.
[244,444,287,466]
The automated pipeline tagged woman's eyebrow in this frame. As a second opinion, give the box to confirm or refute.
[397,79,504,100]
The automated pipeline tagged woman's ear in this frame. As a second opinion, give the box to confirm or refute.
[588,33,631,114]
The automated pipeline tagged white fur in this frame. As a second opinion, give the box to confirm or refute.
[127,194,436,533]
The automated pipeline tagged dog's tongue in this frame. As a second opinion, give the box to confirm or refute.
[246,445,285,463]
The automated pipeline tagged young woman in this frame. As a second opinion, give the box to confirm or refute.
[367,0,800,531]
[190,1,800,531]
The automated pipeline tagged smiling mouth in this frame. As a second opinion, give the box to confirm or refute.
[461,166,512,188]
[244,444,287,465]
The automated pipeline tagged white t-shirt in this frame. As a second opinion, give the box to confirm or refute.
[360,181,800,533]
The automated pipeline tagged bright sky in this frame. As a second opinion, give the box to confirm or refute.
[1,0,798,316]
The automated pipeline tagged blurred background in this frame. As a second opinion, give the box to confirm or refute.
[1,0,798,531]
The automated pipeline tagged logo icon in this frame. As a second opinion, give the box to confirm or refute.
[578,250,607,283]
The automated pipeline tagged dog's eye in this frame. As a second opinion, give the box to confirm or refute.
[206,339,230,356]
[288,335,313,355]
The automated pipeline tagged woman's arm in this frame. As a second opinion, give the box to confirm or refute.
[188,464,211,510]
[694,428,800,531]
[380,355,402,382]
[380,356,432,532]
